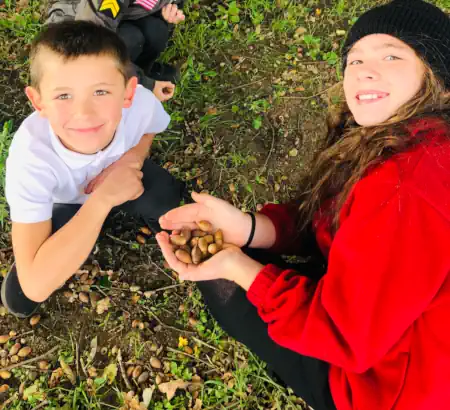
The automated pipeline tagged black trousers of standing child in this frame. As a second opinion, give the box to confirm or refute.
[0,159,185,318]
[196,248,337,410]
[118,11,171,79]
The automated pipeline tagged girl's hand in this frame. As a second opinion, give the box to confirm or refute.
[156,231,263,289]
[159,192,252,247]
[162,4,185,24]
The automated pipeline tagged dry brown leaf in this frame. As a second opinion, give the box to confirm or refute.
[158,379,190,401]
[192,398,203,410]
[60,357,76,385]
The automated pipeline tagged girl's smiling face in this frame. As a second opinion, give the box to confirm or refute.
[344,34,426,126]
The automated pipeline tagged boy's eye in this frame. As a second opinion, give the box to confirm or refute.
[349,60,362,66]
[94,90,109,96]
[56,94,71,100]
[385,55,400,61]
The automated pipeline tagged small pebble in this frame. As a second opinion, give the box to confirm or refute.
[79,292,89,303]
[10,355,19,363]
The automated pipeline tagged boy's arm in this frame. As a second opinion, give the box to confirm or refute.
[85,133,155,194]
[12,165,144,303]
[12,194,111,302]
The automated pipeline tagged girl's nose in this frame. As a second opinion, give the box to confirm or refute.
[356,65,381,81]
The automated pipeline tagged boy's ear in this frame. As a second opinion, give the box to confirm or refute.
[123,76,138,108]
[25,86,46,116]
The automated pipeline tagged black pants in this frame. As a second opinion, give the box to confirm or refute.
[196,249,336,410]
[117,13,170,73]
[53,158,184,232]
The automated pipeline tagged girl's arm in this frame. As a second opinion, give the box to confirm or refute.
[247,181,450,372]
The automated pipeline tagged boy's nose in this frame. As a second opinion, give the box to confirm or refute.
[73,98,94,118]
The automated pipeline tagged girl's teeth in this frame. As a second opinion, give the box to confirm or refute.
[359,94,382,100]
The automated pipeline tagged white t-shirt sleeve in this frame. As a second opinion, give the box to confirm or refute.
[143,88,171,134]
[5,161,57,224]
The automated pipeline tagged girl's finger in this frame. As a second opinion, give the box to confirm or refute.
[159,203,205,226]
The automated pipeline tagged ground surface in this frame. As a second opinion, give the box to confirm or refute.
[0,0,448,409]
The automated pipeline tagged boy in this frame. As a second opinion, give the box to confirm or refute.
[0,20,184,318]
[46,0,185,102]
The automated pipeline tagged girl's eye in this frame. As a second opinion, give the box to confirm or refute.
[349,60,362,66]
[94,90,109,96]
[56,94,71,100]
[385,55,400,61]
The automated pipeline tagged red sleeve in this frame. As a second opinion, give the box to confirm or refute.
[258,203,301,254]
[248,180,450,372]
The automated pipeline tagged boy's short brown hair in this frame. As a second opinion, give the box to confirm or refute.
[30,20,132,89]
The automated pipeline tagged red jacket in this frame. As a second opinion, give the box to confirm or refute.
[247,118,450,410]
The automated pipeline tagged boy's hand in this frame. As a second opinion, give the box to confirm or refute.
[153,81,175,102]
[162,4,185,24]
[85,148,143,194]
[93,165,144,208]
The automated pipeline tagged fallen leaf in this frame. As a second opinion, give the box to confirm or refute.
[158,379,190,401]
[103,363,118,385]
[89,336,98,363]
[193,398,203,410]
[60,357,76,385]
[142,385,156,407]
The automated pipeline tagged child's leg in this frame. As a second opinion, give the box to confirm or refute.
[195,248,336,410]
[130,14,170,73]
[119,158,185,232]
[117,21,146,63]
[1,204,81,318]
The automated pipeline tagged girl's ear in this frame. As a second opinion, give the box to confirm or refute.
[123,76,138,108]
[25,86,46,116]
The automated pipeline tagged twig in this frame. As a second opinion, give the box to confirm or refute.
[166,346,218,370]
[192,336,226,355]
[106,234,133,246]
[229,77,265,91]
[147,309,195,335]
[31,400,50,410]
[0,346,59,372]
[261,121,276,172]
[0,393,18,410]
[75,342,80,378]
[117,349,133,391]
[146,283,184,295]
[150,261,176,283]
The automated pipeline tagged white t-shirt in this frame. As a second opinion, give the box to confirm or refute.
[6,85,170,224]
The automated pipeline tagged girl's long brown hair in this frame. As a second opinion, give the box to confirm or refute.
[297,63,450,232]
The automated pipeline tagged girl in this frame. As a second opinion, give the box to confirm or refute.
[156,1,450,409]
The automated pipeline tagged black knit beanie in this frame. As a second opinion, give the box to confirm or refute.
[342,0,450,89]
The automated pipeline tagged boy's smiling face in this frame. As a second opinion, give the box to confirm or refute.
[344,34,426,127]
[26,48,137,155]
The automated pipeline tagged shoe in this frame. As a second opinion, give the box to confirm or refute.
[1,264,40,318]
[146,62,180,84]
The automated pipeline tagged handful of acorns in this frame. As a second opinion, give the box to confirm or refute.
[170,220,224,264]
